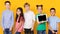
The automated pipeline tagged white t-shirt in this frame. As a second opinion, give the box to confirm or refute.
[24,10,35,29]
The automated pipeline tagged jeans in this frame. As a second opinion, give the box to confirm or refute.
[37,30,46,34]
[48,30,57,34]
[4,28,11,34]
[15,32,21,34]
[24,28,34,34]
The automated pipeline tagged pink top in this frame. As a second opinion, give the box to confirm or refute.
[15,17,24,32]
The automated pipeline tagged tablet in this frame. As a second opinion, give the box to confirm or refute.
[38,14,47,22]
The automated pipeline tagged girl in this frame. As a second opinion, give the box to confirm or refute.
[15,7,25,34]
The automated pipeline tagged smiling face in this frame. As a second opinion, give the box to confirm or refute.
[16,9,21,16]
[50,10,56,16]
[37,6,43,13]
[25,5,30,11]
[5,3,10,9]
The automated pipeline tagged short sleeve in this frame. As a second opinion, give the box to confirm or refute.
[47,17,50,23]
[47,18,49,22]
[56,17,60,23]
[35,15,37,20]
[32,12,35,21]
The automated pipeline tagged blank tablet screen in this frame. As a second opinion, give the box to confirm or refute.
[38,15,46,22]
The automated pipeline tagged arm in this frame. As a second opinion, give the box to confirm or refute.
[15,22,22,32]
[31,13,35,31]
[56,18,60,34]
[10,12,14,31]
[55,23,59,34]
[47,22,55,33]
[47,18,55,33]
[56,18,60,31]
[15,19,24,32]
[36,15,43,24]
[2,13,4,30]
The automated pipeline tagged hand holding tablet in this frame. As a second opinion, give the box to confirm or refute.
[38,14,47,23]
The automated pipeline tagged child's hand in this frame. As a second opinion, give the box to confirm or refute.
[23,29,25,31]
[52,30,55,34]
[10,28,12,31]
[38,22,42,24]
[55,32,57,34]
[31,27,33,31]
[40,21,44,23]
[38,21,45,24]
[3,28,4,31]
[41,21,44,23]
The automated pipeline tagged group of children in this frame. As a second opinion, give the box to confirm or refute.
[2,1,60,34]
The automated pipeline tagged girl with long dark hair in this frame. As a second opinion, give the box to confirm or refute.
[15,7,25,34]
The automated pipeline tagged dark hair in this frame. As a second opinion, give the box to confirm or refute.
[24,3,30,7]
[50,8,56,12]
[16,7,25,23]
[36,5,43,9]
[5,1,11,5]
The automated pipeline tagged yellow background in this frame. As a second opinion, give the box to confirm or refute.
[0,0,60,34]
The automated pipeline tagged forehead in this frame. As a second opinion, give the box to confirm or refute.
[5,3,10,5]
[50,10,55,13]
[51,10,55,11]
[38,7,42,9]
[25,5,29,7]
[17,9,20,11]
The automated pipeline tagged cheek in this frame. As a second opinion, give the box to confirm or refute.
[51,13,53,14]
[51,13,54,15]
[38,9,42,11]
[38,11,40,12]
[51,13,52,15]
[26,7,28,9]
[16,12,18,15]
[26,7,29,9]
[20,12,21,14]
[17,12,19,14]
[8,6,10,8]
[38,9,40,11]
[6,6,10,8]
[50,12,52,14]
[18,12,21,15]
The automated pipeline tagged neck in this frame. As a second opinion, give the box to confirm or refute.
[26,10,30,12]
[51,15,55,16]
[18,15,20,17]
[39,12,42,14]
[6,8,10,10]
[26,9,30,11]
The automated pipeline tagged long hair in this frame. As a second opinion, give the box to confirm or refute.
[16,7,24,23]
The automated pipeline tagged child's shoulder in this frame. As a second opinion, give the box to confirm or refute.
[29,10,34,14]
[48,16,58,18]
[2,10,7,14]
[36,13,39,15]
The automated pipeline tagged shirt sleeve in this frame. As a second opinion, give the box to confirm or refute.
[35,14,40,23]
[56,17,60,23]
[10,12,14,29]
[2,12,4,29]
[32,12,35,21]
[47,18,50,24]
[47,18,49,22]
[35,15,37,20]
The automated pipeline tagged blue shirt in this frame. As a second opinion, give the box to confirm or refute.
[48,16,60,30]
[2,10,14,29]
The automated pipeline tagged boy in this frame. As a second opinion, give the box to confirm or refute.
[35,5,46,34]
[2,1,14,34]
[48,8,60,34]
[24,3,35,34]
